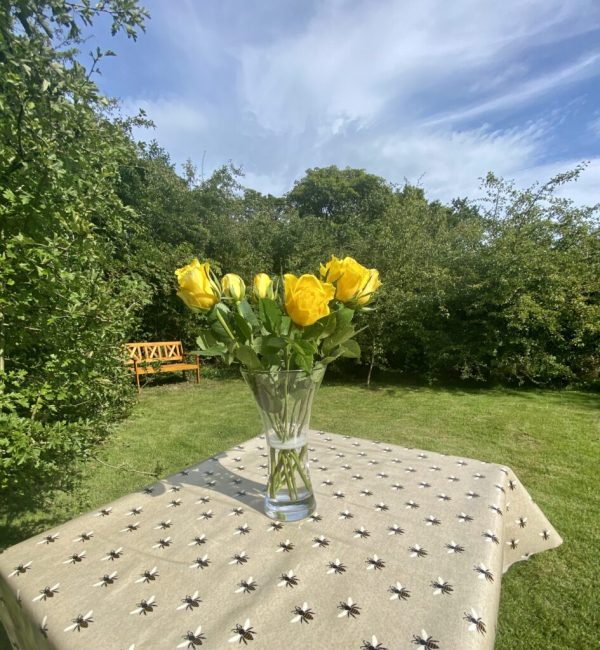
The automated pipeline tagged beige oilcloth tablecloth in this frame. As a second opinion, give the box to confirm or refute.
[0,430,562,650]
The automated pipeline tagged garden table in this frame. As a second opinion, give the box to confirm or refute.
[0,430,561,650]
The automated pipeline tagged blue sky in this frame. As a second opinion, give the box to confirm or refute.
[89,0,600,203]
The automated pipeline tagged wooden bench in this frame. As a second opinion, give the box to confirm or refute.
[125,341,200,392]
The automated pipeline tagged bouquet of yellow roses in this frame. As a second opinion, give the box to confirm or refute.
[175,256,381,520]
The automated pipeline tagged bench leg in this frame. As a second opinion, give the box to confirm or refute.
[195,366,200,384]
[136,372,141,394]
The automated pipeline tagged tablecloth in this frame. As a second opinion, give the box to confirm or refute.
[0,430,562,650]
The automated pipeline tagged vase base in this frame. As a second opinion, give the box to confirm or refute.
[264,493,316,522]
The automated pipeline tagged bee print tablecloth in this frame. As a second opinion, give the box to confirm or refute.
[0,431,562,650]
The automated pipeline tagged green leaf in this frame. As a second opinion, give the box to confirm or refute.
[234,345,262,370]
[339,339,361,358]
[237,299,259,328]
[258,298,282,334]
[233,313,252,343]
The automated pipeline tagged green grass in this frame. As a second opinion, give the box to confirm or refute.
[2,377,599,649]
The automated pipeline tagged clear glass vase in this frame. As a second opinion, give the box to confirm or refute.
[241,366,325,521]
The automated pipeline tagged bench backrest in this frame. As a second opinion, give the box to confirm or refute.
[126,341,184,364]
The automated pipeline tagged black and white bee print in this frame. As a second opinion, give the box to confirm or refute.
[196,496,211,504]
[374,502,389,512]
[445,541,465,554]
[437,493,451,501]
[337,597,361,618]
[391,483,404,491]
[309,513,322,522]
[95,507,112,517]
[64,610,94,632]
[229,618,256,644]
[482,530,500,544]
[73,531,94,542]
[425,515,441,526]
[361,635,387,650]
[366,555,385,570]
[312,535,330,547]
[198,510,213,520]
[38,533,60,544]
[190,555,210,569]
[128,506,143,516]
[235,578,257,594]
[431,577,453,595]
[189,534,207,546]
[360,489,374,497]
[338,510,353,519]
[290,602,315,624]
[388,524,404,535]
[94,572,118,587]
[152,537,172,549]
[389,582,411,600]
[418,482,431,489]
[507,538,519,549]
[327,559,347,575]
[235,524,251,536]
[177,591,202,611]
[177,626,206,649]
[489,505,503,516]
[411,630,439,649]
[540,529,550,540]
[353,527,370,539]
[352,474,364,480]
[63,551,86,565]
[268,521,284,532]
[32,583,60,602]
[516,516,528,528]
[278,570,299,587]
[464,609,486,634]
[409,544,428,558]
[405,500,419,509]
[101,547,123,561]
[130,596,157,616]
[276,539,294,552]
[333,490,345,499]
[155,520,172,530]
[169,485,182,492]
[457,512,473,523]
[8,562,31,578]
[229,552,249,565]
[136,566,159,583]
[474,564,494,582]
[229,507,244,517]
[120,522,140,533]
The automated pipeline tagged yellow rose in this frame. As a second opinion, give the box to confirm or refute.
[253,273,274,300]
[222,273,246,302]
[175,259,220,310]
[284,273,335,327]
[321,255,381,305]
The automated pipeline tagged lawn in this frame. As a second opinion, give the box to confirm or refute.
[1,377,598,649]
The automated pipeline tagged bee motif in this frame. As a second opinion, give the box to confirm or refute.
[229,507,244,517]
[327,559,347,575]
[405,467,416,473]
[268,522,284,532]
[278,570,299,587]
[431,577,453,595]
[540,529,550,540]
[482,530,499,544]
[235,524,251,536]
[318,466,329,472]
[152,537,172,549]
[177,591,202,610]
[353,527,370,539]
[375,502,389,512]
[517,517,528,528]
[94,572,118,588]
[337,597,361,618]
[277,539,294,552]
[357,451,367,457]
[333,491,345,499]
[376,472,389,479]
[101,548,123,561]
[39,616,48,638]
[229,552,249,565]
[95,508,112,517]
[120,522,140,533]
[429,465,441,472]
[411,630,439,648]
[143,487,154,494]
[366,555,385,570]
[235,577,257,594]
[168,498,182,508]
[361,635,387,650]
[190,555,210,569]
[73,531,94,543]
[425,516,441,526]
[489,505,503,516]
[360,489,373,497]
[8,562,32,578]
[418,482,431,489]
[341,464,352,471]
[312,535,330,547]
[198,510,213,520]
[128,506,143,516]
[338,510,354,520]
[309,512,322,522]
[388,524,404,536]
[38,533,60,544]
[177,625,206,648]
[464,609,486,634]
[409,545,427,558]
[170,485,182,492]
[456,459,467,466]
[508,479,517,491]
[232,478,243,484]
[32,583,60,602]
[392,457,401,463]
[206,479,217,486]
[196,496,211,504]
[389,582,411,600]
[63,551,86,565]
[136,566,159,583]
[495,483,505,493]
[507,538,519,549]
[188,535,207,546]
[457,512,473,523]
[418,453,428,459]
[405,500,419,510]
[179,469,189,476]
[229,619,256,644]
[290,602,315,624]
[130,596,157,616]
[368,460,379,466]
[473,472,485,479]
[474,564,494,582]
[437,493,451,501]
[236,490,247,497]
[447,475,460,482]
[64,610,94,632]
[466,491,479,499]
[445,541,465,554]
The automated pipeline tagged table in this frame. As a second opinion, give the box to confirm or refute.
[0,431,562,650]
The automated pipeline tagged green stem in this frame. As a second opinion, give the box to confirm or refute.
[215,309,237,342]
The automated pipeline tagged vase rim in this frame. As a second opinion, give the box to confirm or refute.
[240,367,324,375]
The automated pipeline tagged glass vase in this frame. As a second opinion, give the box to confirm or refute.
[241,367,325,521]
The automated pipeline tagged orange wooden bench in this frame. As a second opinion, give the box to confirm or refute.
[125,341,200,392]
